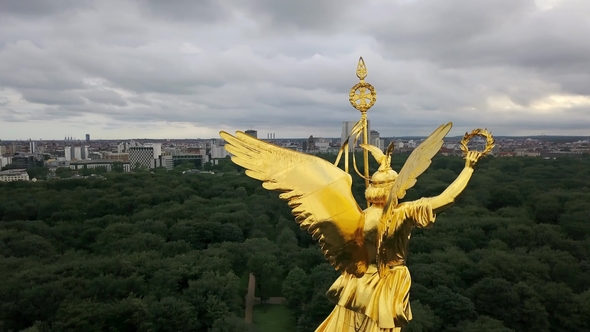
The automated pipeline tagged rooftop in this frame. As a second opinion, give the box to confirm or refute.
[0,169,28,175]
[70,159,129,164]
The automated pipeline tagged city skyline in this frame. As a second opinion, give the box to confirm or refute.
[1,0,590,140]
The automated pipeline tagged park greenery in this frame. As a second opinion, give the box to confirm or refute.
[1,153,589,332]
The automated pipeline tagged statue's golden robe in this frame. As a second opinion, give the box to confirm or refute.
[317,198,435,332]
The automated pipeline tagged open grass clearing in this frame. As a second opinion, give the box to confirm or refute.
[253,304,296,332]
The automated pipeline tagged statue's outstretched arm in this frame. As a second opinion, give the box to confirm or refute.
[430,151,480,214]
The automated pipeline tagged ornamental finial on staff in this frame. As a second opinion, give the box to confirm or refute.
[345,57,378,191]
[356,57,368,80]
[349,57,377,113]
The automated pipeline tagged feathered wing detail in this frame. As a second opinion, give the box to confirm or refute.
[389,122,452,202]
[220,131,369,277]
[359,144,385,164]
[376,122,452,276]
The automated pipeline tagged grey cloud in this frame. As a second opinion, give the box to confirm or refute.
[0,0,589,139]
[21,89,86,106]
[32,106,89,120]
[139,0,232,23]
[368,0,536,64]
[0,41,85,90]
[0,115,22,123]
[82,90,127,106]
[0,108,22,122]
[234,0,357,31]
[128,96,152,105]
[367,0,590,97]
[0,0,88,17]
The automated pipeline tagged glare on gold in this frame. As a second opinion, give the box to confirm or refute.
[220,57,494,331]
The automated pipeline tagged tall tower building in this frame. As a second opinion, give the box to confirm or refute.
[245,130,258,139]
[369,130,385,151]
[81,146,89,160]
[341,120,370,152]
[74,147,82,160]
[29,140,36,154]
[64,147,72,161]
[85,134,90,143]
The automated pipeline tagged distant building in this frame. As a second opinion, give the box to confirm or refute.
[210,141,230,159]
[341,120,370,151]
[307,135,316,152]
[86,134,90,143]
[156,155,174,170]
[143,143,162,159]
[9,156,36,169]
[0,156,11,169]
[70,160,131,172]
[64,146,90,160]
[245,130,258,139]
[73,147,82,160]
[129,143,162,170]
[29,140,36,154]
[103,152,129,162]
[45,158,69,169]
[129,147,156,169]
[515,149,541,157]
[117,140,141,153]
[65,147,72,161]
[88,152,102,160]
[369,130,384,151]
[369,130,379,143]
[0,169,29,182]
[172,154,204,169]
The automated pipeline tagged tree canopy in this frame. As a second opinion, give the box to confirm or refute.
[1,153,589,331]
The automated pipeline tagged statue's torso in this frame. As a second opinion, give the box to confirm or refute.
[363,204,414,266]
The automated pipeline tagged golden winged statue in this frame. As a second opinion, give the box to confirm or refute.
[220,123,494,331]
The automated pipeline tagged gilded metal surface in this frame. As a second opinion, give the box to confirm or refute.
[460,128,495,155]
[349,57,376,113]
[356,57,368,80]
[219,58,494,331]
[347,57,377,192]
[349,83,377,112]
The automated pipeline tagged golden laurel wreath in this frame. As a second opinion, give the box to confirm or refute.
[349,82,377,112]
[460,128,495,156]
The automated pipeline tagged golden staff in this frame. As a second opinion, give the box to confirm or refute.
[352,57,376,189]
[334,57,377,205]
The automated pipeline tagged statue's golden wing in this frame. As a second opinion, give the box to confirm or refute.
[377,122,452,277]
[389,122,453,202]
[220,131,368,277]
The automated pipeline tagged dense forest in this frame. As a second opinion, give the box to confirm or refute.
[1,153,589,332]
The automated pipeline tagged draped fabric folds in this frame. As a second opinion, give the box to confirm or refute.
[317,265,411,331]
[316,199,436,332]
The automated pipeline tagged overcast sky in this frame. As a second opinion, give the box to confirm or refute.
[1,0,589,140]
